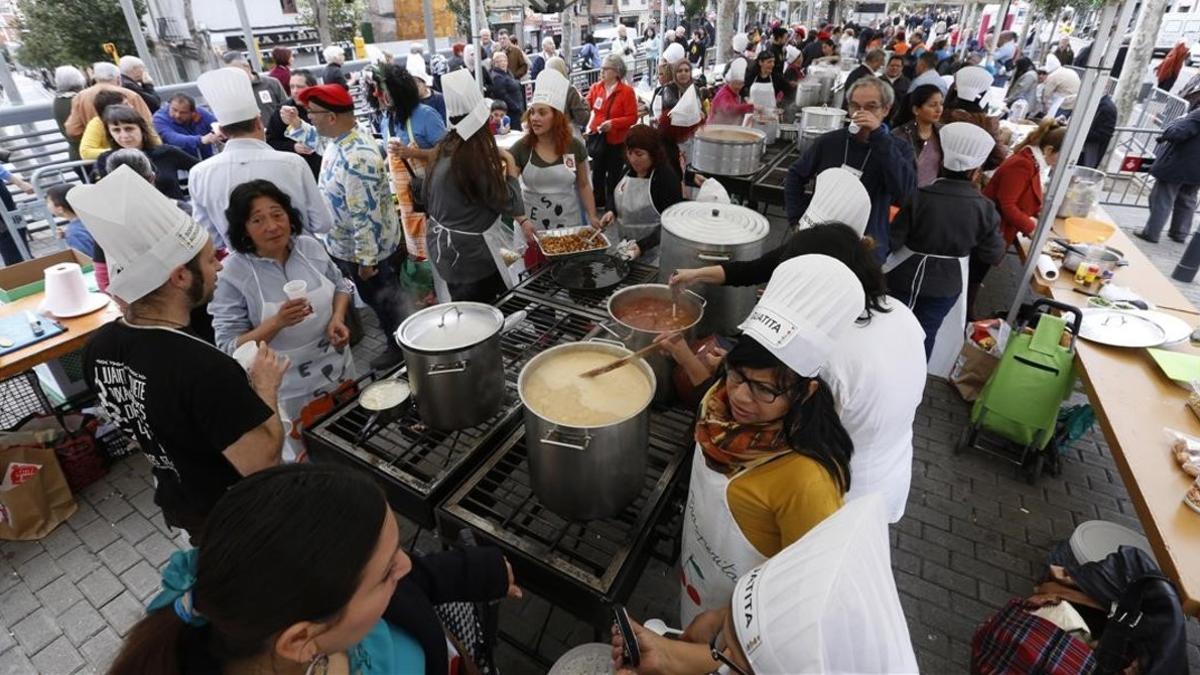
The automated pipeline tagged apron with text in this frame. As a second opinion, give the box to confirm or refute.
[613,170,662,266]
[385,118,429,259]
[429,216,522,303]
[678,445,768,628]
[883,245,968,379]
[250,249,354,461]
[520,153,582,231]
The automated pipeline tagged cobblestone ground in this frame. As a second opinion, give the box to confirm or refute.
[3,204,1200,673]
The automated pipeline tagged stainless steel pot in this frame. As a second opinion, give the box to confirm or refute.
[799,106,847,133]
[1061,243,1125,273]
[519,340,656,520]
[795,80,825,108]
[691,125,766,176]
[604,284,706,404]
[395,303,523,430]
[658,203,771,336]
[751,115,780,144]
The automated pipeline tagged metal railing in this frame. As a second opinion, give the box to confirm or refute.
[1098,125,1163,208]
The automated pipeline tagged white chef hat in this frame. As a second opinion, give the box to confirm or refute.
[197,67,260,126]
[405,54,432,85]
[739,254,865,377]
[662,42,687,65]
[441,69,490,139]
[732,32,749,52]
[530,68,570,112]
[695,178,731,204]
[66,165,208,304]
[941,121,995,172]
[732,495,919,674]
[785,45,802,64]
[797,167,871,237]
[954,65,994,102]
[727,57,748,82]
[1042,53,1061,74]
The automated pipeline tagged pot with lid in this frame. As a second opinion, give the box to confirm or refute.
[605,284,705,404]
[691,125,766,177]
[518,339,656,520]
[395,302,518,430]
[658,202,771,337]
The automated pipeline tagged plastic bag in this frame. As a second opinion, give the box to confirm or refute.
[670,86,703,127]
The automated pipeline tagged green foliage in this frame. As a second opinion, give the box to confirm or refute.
[297,0,366,42]
[445,0,474,38]
[1029,0,1107,16]
[13,0,146,70]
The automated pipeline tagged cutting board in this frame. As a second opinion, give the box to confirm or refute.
[0,313,66,357]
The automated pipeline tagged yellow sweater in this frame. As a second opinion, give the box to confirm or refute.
[726,453,843,558]
[79,117,110,160]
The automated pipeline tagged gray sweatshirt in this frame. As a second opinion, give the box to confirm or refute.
[422,155,524,284]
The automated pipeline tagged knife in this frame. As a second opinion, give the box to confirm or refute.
[26,311,44,337]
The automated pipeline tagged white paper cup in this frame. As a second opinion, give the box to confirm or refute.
[233,342,258,371]
[283,279,308,300]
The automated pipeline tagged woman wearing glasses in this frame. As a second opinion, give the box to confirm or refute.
[676,255,864,628]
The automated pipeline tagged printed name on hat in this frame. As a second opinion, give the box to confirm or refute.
[746,307,796,348]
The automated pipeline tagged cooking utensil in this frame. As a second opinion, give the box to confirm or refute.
[579,342,660,378]
[1078,308,1167,348]
[550,253,630,291]
[355,376,412,445]
[1059,242,1125,273]
[547,643,614,675]
[1063,216,1115,243]
[691,125,766,176]
[605,283,706,402]
[1136,311,1192,344]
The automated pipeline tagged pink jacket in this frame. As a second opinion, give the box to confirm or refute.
[710,85,755,126]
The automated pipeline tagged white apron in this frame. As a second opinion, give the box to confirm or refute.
[613,171,662,266]
[249,249,354,461]
[883,246,968,379]
[429,215,522,302]
[678,445,769,628]
[520,153,581,230]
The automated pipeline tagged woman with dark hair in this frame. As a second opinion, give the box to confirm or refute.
[108,463,519,675]
[268,46,293,91]
[892,84,944,187]
[940,65,1008,170]
[1005,57,1038,119]
[598,124,683,263]
[657,59,704,169]
[424,70,524,303]
[95,104,196,199]
[209,180,355,462]
[745,51,788,104]
[79,90,134,160]
[676,255,863,626]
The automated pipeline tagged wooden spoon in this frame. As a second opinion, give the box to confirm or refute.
[580,343,660,378]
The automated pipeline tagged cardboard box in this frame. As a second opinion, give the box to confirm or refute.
[0,250,95,303]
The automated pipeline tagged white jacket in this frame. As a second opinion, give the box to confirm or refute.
[1042,67,1081,112]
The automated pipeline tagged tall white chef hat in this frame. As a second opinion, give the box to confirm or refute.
[1042,53,1062,74]
[731,495,919,674]
[662,42,687,65]
[941,121,995,172]
[405,53,432,85]
[66,165,209,304]
[732,32,749,52]
[727,57,748,82]
[695,177,731,204]
[797,167,871,237]
[197,67,260,126]
[954,65,994,103]
[738,254,865,377]
[530,68,570,112]
[785,45,802,64]
[441,69,490,139]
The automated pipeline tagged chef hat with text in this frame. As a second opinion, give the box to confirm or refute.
[941,122,996,172]
[663,42,687,65]
[530,68,570,112]
[796,167,871,237]
[954,65,994,103]
[732,495,918,674]
[732,32,749,52]
[738,255,864,377]
[67,165,208,304]
[197,67,260,125]
[727,57,748,82]
[441,69,490,139]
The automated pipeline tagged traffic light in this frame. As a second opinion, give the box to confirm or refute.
[101,43,119,64]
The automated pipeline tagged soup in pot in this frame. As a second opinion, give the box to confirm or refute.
[698,128,761,143]
[613,296,700,332]
[522,349,653,426]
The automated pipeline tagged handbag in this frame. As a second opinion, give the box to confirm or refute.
[402,157,425,213]
[586,87,619,160]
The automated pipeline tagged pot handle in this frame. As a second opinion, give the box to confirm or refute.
[541,427,592,451]
[501,309,528,334]
[587,336,630,349]
[696,253,732,262]
[598,323,634,342]
[682,288,707,307]
[428,360,468,376]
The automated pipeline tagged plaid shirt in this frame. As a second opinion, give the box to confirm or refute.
[972,599,1097,674]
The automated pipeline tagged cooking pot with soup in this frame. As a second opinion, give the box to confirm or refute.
[518,340,656,520]
[691,124,766,176]
[605,284,704,404]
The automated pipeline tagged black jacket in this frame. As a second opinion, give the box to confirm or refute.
[1085,95,1117,152]
[842,65,874,108]
[121,74,160,111]
[886,178,1004,297]
[323,62,349,89]
[266,97,322,178]
[487,68,525,130]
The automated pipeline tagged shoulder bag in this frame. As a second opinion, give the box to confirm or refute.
[586,87,619,160]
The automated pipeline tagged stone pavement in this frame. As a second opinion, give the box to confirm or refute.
[4,204,1200,673]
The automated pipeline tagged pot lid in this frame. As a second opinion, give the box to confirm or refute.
[396,302,503,352]
[660,202,770,246]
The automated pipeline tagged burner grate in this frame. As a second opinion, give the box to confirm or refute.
[439,406,695,598]
[304,297,602,527]
[512,261,660,318]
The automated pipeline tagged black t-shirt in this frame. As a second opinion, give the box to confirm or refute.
[83,321,272,518]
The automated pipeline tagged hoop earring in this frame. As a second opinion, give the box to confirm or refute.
[303,652,329,675]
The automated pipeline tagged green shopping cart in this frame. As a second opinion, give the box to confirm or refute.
[957,299,1083,484]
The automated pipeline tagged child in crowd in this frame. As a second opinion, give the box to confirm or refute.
[46,183,107,290]
[488,99,511,135]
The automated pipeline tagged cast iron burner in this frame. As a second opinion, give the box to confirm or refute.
[514,260,659,318]
[304,294,603,528]
[437,405,695,628]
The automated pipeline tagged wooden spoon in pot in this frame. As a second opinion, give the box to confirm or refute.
[579,342,661,378]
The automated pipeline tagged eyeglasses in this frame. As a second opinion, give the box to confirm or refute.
[709,626,752,675]
[726,368,789,404]
[847,101,884,113]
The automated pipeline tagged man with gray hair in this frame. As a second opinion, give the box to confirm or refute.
[530,36,559,79]
[64,62,154,138]
[785,76,915,261]
[222,51,288,125]
[118,55,160,111]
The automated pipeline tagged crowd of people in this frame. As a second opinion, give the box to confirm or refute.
[2,6,1190,673]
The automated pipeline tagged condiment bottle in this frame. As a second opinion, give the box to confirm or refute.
[1074,261,1091,284]
[1085,262,1101,284]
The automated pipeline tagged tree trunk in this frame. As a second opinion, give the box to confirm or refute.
[1112,0,1167,127]
[560,4,575,67]
[314,0,333,47]
[716,0,736,65]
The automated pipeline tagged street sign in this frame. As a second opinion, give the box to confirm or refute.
[1120,155,1155,173]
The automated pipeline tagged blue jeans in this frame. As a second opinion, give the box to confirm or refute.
[893,291,960,359]
[1143,180,1200,241]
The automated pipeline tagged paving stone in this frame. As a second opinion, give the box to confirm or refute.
[0,583,39,626]
[67,501,100,529]
[77,568,123,609]
[39,525,83,560]
[73,519,118,554]
[16,552,63,592]
[120,561,161,602]
[0,621,14,653]
[35,576,85,617]
[0,559,19,594]
[90,491,133,525]
[126,488,160,520]
[134,532,179,568]
[97,539,143,576]
[0,540,45,566]
[79,628,120,672]
[109,473,149,499]
[0,647,34,675]
[99,592,143,638]
[12,608,62,654]
[56,544,102,583]
[58,600,106,648]
[110,512,157,548]
[30,635,85,674]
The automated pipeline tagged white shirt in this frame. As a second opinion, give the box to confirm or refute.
[1041,66,1081,112]
[826,297,927,523]
[190,138,333,250]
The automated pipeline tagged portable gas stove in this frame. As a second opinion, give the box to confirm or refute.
[437,405,695,630]
[749,146,801,207]
[512,261,659,319]
[304,293,603,528]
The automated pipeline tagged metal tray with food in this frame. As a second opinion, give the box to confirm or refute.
[535,226,610,259]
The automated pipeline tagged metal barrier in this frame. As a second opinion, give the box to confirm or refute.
[1098,125,1164,208]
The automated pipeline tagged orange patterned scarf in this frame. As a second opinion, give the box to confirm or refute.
[694,381,789,470]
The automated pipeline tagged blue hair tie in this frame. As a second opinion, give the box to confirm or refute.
[148,549,208,627]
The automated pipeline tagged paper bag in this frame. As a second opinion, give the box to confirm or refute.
[670,86,703,127]
[950,339,1000,402]
[0,445,76,540]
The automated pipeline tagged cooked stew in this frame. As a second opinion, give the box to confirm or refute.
[614,296,700,332]
[522,349,653,426]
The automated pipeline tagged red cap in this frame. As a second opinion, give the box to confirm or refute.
[817,30,831,41]
[297,84,355,113]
